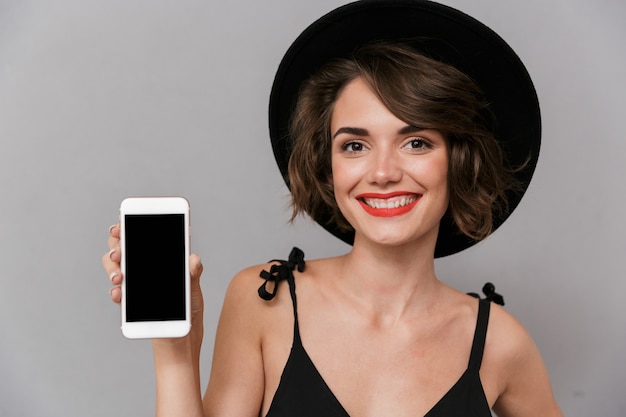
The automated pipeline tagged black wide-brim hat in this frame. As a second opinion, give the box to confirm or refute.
[269,0,541,257]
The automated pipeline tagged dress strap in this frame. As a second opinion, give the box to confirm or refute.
[285,265,302,346]
[468,298,491,371]
[257,247,305,301]
[257,247,305,345]
[467,282,504,306]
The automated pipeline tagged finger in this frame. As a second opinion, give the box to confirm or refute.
[107,224,120,246]
[189,254,204,320]
[108,270,123,286]
[101,247,121,272]
[108,223,120,238]
[103,223,121,272]
[107,233,120,251]
[104,224,123,305]
[109,286,121,304]
[190,253,203,282]
[108,246,121,263]
[102,235,122,286]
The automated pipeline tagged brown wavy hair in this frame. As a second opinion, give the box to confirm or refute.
[287,43,519,241]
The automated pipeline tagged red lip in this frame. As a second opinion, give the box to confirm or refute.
[356,192,421,218]
[356,191,414,199]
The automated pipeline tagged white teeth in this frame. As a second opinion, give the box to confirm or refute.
[363,196,417,209]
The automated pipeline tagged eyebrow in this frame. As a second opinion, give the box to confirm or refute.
[398,125,425,134]
[332,127,368,139]
[332,125,425,140]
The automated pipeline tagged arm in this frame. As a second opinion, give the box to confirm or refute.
[103,226,266,417]
[103,225,206,417]
[202,267,267,417]
[152,253,205,417]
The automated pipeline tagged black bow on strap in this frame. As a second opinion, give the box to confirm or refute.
[468,282,505,306]
[258,247,305,301]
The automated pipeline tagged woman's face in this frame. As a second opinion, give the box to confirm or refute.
[330,77,449,248]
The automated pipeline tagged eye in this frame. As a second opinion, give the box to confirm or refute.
[341,141,366,153]
[403,137,434,152]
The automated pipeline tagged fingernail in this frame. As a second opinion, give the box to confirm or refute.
[108,248,116,259]
[109,271,118,283]
[109,224,117,234]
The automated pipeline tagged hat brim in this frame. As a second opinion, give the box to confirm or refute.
[269,0,541,257]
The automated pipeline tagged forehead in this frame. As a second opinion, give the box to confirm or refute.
[331,78,404,129]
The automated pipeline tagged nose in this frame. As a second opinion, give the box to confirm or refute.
[367,147,402,185]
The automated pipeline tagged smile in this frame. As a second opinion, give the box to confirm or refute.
[357,193,421,217]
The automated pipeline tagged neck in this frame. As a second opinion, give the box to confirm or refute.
[333,236,441,326]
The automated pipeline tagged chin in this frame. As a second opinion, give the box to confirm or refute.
[352,218,442,249]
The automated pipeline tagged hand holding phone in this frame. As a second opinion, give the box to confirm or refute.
[119,197,191,339]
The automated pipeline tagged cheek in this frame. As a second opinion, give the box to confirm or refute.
[436,162,449,190]
[409,155,449,185]
[330,159,360,213]
[416,156,450,208]
[331,157,357,190]
[436,163,450,200]
[437,160,450,206]
[330,158,343,197]
[432,152,449,183]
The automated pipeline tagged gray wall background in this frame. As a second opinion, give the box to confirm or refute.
[0,0,624,416]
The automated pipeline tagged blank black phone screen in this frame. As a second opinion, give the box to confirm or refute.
[124,214,186,322]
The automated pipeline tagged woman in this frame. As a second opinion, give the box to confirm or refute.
[103,1,563,416]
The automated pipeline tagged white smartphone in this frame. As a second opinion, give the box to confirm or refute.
[119,197,191,339]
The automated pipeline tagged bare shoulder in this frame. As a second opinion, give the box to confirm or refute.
[485,303,535,362]
[221,253,336,328]
[221,261,295,325]
[212,261,287,345]
[223,263,269,304]
[483,304,563,417]
[482,303,541,388]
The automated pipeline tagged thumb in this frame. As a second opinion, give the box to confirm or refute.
[189,253,204,321]
[190,253,203,283]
